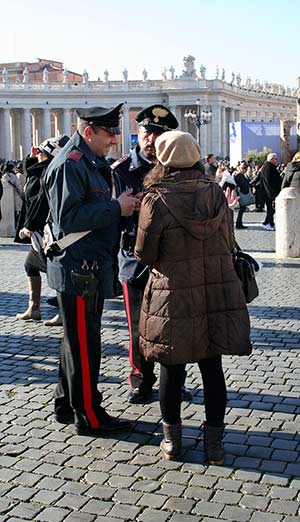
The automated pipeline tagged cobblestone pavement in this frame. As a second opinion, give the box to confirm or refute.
[0,210,299,522]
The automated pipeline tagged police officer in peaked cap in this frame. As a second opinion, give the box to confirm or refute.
[44,103,140,435]
[112,104,193,404]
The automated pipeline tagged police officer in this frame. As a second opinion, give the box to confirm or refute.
[112,105,192,404]
[44,104,139,435]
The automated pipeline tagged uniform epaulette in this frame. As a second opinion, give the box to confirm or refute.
[67,150,84,162]
[111,154,130,170]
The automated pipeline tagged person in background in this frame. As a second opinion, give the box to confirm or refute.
[15,136,69,324]
[260,153,282,231]
[281,151,300,190]
[204,153,218,181]
[2,162,22,227]
[234,162,252,229]
[134,131,251,463]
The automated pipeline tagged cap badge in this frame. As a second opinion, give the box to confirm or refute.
[152,107,169,123]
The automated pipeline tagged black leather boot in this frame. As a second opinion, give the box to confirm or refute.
[160,421,182,460]
[203,421,225,465]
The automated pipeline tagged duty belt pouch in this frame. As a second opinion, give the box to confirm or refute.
[71,270,100,314]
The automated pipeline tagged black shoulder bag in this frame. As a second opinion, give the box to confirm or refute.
[234,241,259,303]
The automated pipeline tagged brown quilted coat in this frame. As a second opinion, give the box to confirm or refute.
[134,170,252,365]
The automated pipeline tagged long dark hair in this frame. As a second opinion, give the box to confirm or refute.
[143,160,204,188]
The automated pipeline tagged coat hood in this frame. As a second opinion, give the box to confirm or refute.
[149,169,228,241]
[285,160,300,174]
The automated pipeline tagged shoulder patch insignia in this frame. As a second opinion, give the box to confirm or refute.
[67,150,84,162]
[111,154,129,170]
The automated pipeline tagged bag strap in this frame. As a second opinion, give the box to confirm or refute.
[44,226,91,255]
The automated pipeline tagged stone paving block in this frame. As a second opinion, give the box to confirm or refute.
[63,513,95,522]
[108,503,141,519]
[269,486,298,500]
[32,489,63,505]
[212,490,242,504]
[36,506,71,522]
[6,485,36,501]
[13,472,43,487]
[135,466,164,480]
[161,470,191,484]
[250,513,283,522]
[137,508,170,522]
[216,478,243,491]
[113,489,142,505]
[107,475,136,489]
[163,497,195,513]
[169,514,201,522]
[239,494,270,510]
[56,493,88,510]
[184,486,212,500]
[57,468,86,481]
[221,506,253,521]
[261,474,289,486]
[81,499,113,516]
[192,500,224,517]
[268,500,299,516]
[85,485,115,500]
[241,483,269,496]
[138,492,168,508]
[5,502,43,520]
[132,479,162,493]
[84,471,109,485]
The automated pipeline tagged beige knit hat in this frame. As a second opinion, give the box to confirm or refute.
[155,130,200,168]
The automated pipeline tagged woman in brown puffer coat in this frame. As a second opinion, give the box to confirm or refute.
[134,131,252,464]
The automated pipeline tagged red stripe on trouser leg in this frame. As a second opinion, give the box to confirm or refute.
[76,296,100,429]
[122,281,140,387]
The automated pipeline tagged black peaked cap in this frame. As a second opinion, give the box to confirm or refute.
[76,103,123,127]
[135,104,178,132]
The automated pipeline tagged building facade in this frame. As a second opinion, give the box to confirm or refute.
[0,56,298,161]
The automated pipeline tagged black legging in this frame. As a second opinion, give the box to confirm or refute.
[24,248,47,277]
[160,356,227,427]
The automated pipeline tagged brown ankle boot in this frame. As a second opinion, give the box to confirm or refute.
[16,276,42,321]
[203,422,225,466]
[160,421,182,460]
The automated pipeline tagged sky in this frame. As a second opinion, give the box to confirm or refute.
[0,0,299,88]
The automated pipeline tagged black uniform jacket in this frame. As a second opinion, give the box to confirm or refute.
[112,146,153,287]
[44,131,121,296]
[14,156,51,244]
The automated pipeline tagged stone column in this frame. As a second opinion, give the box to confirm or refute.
[3,108,12,160]
[276,188,300,258]
[211,104,222,157]
[234,109,241,121]
[22,108,32,158]
[228,108,235,123]
[63,108,72,136]
[200,121,208,158]
[221,106,227,158]
[11,110,22,160]
[169,105,182,129]
[122,103,130,153]
[43,108,51,140]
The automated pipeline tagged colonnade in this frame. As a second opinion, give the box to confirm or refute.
[0,101,294,161]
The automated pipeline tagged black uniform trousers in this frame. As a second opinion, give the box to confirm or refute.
[160,356,227,427]
[122,281,156,390]
[55,290,106,428]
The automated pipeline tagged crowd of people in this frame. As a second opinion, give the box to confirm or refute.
[0,104,299,464]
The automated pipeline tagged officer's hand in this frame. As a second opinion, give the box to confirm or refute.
[117,189,139,216]
[30,146,39,158]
